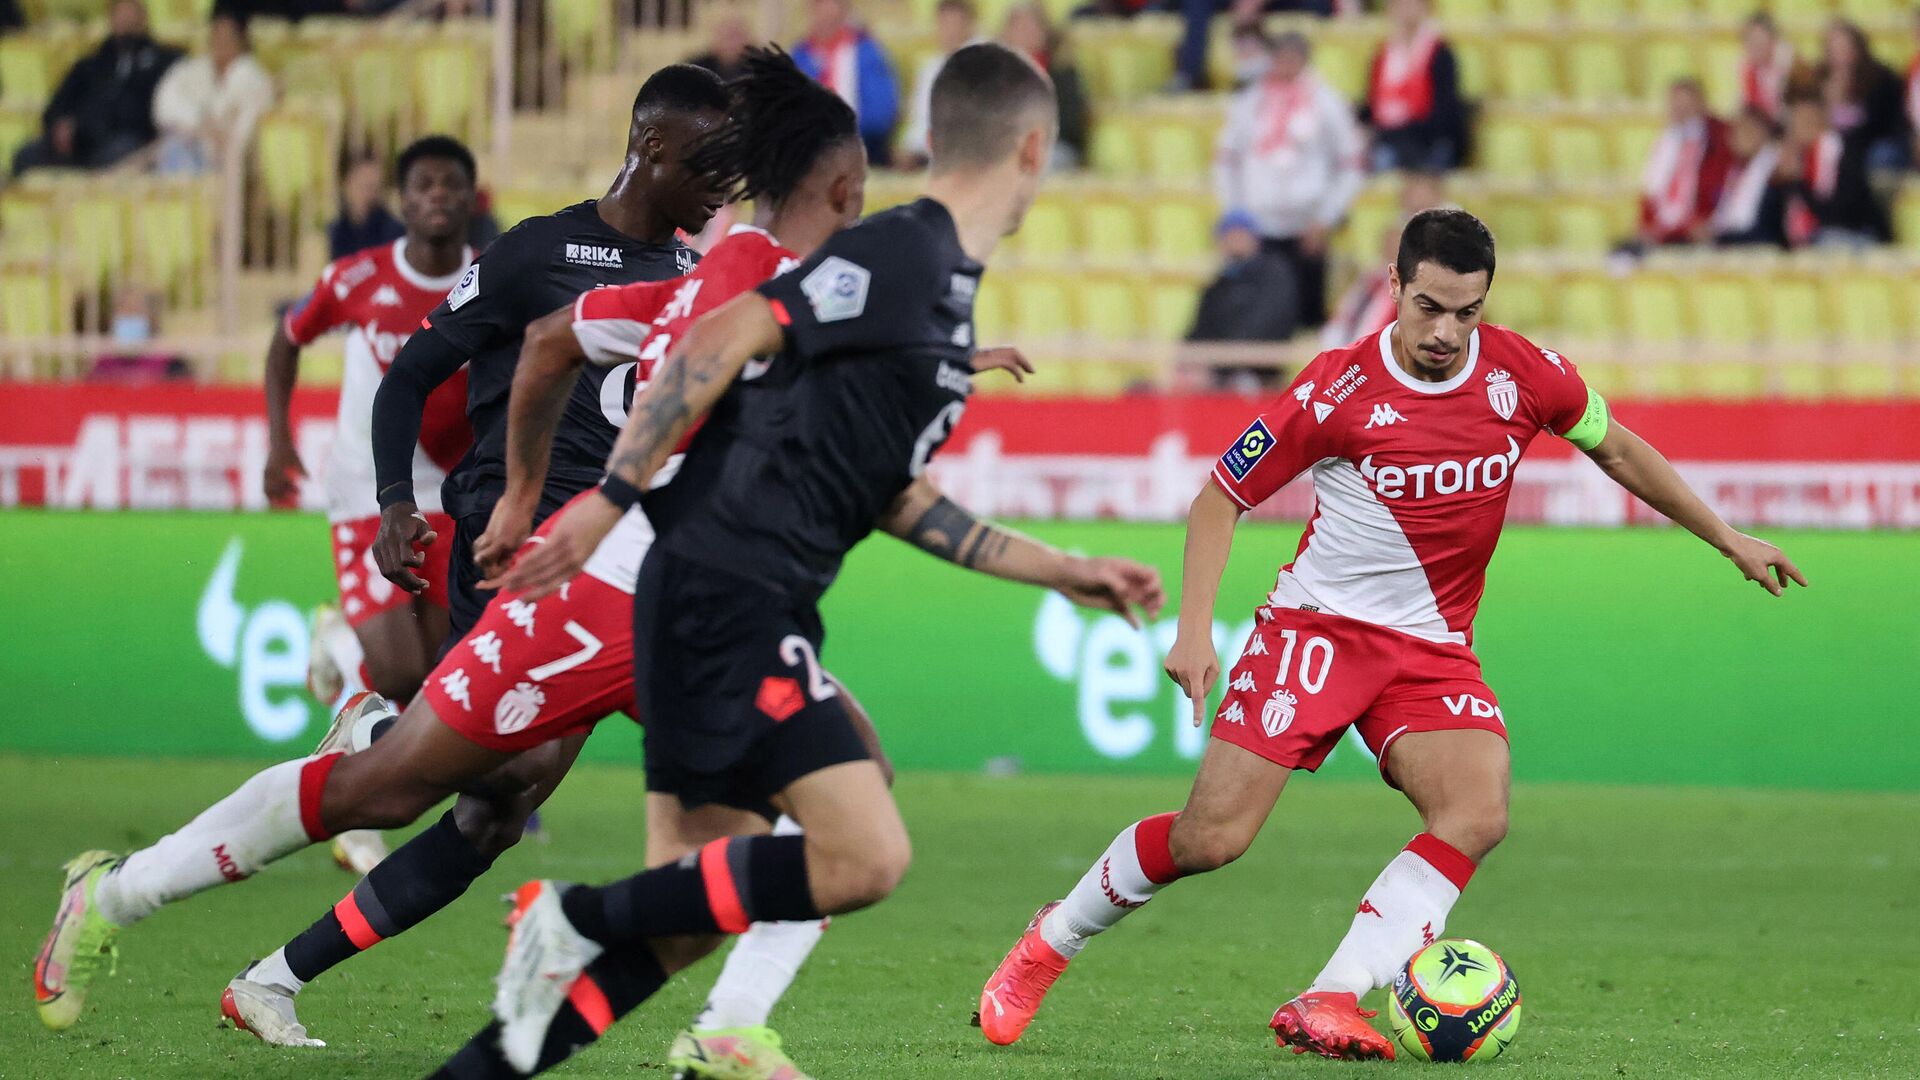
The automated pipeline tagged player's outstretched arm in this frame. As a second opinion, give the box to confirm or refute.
[1584,421,1807,596]
[490,294,783,599]
[261,322,306,507]
[878,475,1165,628]
[369,325,468,592]
[473,304,584,579]
[1165,482,1243,727]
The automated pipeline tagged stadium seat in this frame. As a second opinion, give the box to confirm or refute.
[1143,121,1211,184]
[1623,274,1690,342]
[1341,198,1402,264]
[1449,38,1494,100]
[1638,36,1700,106]
[1079,274,1143,342]
[64,190,129,288]
[1770,0,1836,23]
[1145,276,1200,340]
[1544,124,1613,186]
[1475,116,1540,181]
[1433,0,1498,20]
[1893,191,1920,255]
[415,42,481,140]
[1609,116,1664,184]
[0,37,53,108]
[1013,198,1077,259]
[1552,198,1626,254]
[1009,270,1076,340]
[547,0,613,69]
[1700,38,1746,114]
[1760,276,1829,398]
[0,262,65,338]
[973,275,1011,344]
[1555,272,1620,342]
[255,111,331,214]
[351,43,411,135]
[1079,199,1143,263]
[1488,272,1550,331]
[1145,195,1218,262]
[133,185,203,300]
[1499,0,1561,24]
[1825,272,1901,344]
[1495,38,1560,103]
[1311,36,1370,101]
[1566,38,1633,107]
[1566,0,1634,22]
[0,190,55,261]
[1686,275,1765,398]
[1088,122,1140,179]
[0,106,35,170]
[1481,199,1549,252]
[492,188,567,232]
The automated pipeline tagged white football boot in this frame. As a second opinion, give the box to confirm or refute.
[494,880,603,1073]
[221,961,325,1047]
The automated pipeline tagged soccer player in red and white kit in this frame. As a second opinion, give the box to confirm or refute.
[978,208,1806,1060]
[263,135,478,706]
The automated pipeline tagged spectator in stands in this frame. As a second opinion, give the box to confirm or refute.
[328,153,405,260]
[1000,3,1090,168]
[792,0,900,166]
[898,0,980,170]
[1214,27,1365,327]
[688,10,753,83]
[152,7,274,175]
[1321,220,1397,351]
[1778,90,1891,246]
[11,0,181,176]
[1399,167,1447,214]
[1712,105,1789,248]
[1737,11,1802,122]
[1174,0,1333,92]
[1186,210,1298,391]
[1638,78,1732,247]
[1362,0,1464,172]
[1815,18,1910,176]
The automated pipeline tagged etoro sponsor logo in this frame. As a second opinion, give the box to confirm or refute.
[1358,436,1521,500]
[196,538,317,743]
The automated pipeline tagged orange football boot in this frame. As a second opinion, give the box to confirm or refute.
[1270,990,1396,1061]
[976,901,1071,1046]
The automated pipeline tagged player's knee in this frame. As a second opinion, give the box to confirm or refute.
[1167,816,1252,874]
[1429,806,1507,863]
[816,830,911,911]
[361,652,427,703]
[356,784,443,830]
[450,794,530,858]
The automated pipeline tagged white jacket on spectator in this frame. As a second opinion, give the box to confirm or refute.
[1214,71,1366,241]
[152,51,273,149]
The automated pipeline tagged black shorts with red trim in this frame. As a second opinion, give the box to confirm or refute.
[632,548,870,816]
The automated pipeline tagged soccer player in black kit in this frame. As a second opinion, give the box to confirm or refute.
[447,43,1167,1077]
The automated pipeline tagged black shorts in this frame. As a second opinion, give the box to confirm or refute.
[632,548,871,814]
[438,510,496,658]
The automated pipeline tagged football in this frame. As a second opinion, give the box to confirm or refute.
[1386,938,1522,1062]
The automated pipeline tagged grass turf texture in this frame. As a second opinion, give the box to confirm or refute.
[2,755,1915,1078]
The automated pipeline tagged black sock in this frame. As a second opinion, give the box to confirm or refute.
[428,943,669,1078]
[284,811,498,982]
[559,834,816,946]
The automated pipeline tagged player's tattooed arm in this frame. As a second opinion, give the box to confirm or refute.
[474,305,584,578]
[881,476,1166,626]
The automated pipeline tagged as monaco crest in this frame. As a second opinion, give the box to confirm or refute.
[1262,688,1298,737]
[1485,369,1517,420]
[494,681,546,736]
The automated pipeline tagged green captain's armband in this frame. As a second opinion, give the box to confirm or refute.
[1560,386,1609,451]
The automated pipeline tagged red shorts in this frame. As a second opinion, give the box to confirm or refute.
[329,513,455,626]
[1210,606,1506,784]
[421,572,636,752]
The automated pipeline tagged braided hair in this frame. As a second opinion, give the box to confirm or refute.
[684,46,860,209]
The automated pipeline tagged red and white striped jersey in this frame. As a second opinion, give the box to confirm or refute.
[285,238,474,521]
[566,224,799,592]
[1212,322,1597,646]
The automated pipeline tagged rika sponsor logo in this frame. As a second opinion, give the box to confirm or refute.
[565,242,625,269]
[1099,857,1145,909]
[1358,435,1521,500]
[1486,368,1518,420]
[1365,403,1407,429]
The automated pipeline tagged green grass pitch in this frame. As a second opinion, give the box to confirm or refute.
[2,755,1915,1078]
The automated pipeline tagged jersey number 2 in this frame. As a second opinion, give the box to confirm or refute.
[779,635,838,702]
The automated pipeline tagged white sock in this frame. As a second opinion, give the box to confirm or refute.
[1039,812,1181,959]
[247,947,305,994]
[1309,833,1477,997]
[95,756,332,926]
[326,622,366,696]
[693,816,825,1030]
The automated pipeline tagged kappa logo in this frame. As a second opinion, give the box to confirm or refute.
[565,242,625,269]
[1261,687,1297,737]
[494,681,547,736]
[1220,700,1246,725]
[371,284,402,307]
[800,256,870,323]
[1365,403,1406,429]
[1230,670,1257,692]
[1357,898,1383,919]
[1540,349,1566,373]
[1292,381,1317,407]
[1486,368,1518,420]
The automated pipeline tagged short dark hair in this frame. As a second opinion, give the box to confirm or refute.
[1396,207,1495,286]
[685,46,858,207]
[632,63,731,120]
[395,134,476,187]
[928,42,1055,171]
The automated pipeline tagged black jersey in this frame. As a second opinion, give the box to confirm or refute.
[427,200,695,518]
[655,198,981,605]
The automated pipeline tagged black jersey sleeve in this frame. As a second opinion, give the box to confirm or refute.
[371,325,469,508]
[422,216,552,355]
[755,214,944,364]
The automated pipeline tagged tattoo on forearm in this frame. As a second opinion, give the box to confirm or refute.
[605,345,721,486]
[907,496,1011,569]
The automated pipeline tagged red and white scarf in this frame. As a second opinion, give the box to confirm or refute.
[1740,40,1795,119]
[1255,74,1317,157]
[810,29,861,109]
[1642,119,1711,234]
[1785,130,1843,245]
[1369,24,1441,129]
[1906,56,1920,135]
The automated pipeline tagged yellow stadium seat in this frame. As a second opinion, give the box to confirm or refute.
[1013,198,1077,259]
[1544,124,1612,186]
[0,106,35,170]
[1488,272,1550,331]
[1761,275,1830,398]
[1101,38,1175,101]
[1839,0,1905,18]
[1342,199,1401,264]
[547,0,613,68]
[1639,36,1699,106]
[1893,191,1920,254]
[1556,272,1620,342]
[1144,122,1210,184]
[133,186,202,298]
[1146,277,1200,340]
[1697,0,1760,20]
[1686,277,1765,398]
[1476,116,1540,181]
[492,188,566,231]
[1312,37,1370,101]
[1825,273,1901,344]
[1566,0,1633,21]
[1610,116,1664,183]
[1500,0,1561,23]
[0,37,53,108]
[64,191,129,287]
[0,263,66,338]
[256,111,329,213]
[1771,0,1835,23]
[1145,195,1218,262]
[1552,200,1621,254]
[1701,39,1745,114]
[973,275,1011,344]
[1088,122,1140,179]
[1079,275,1143,341]
[416,42,481,139]
[1566,38,1632,106]
[1624,274,1690,342]
[1449,38,1494,100]
[1079,199,1143,263]
[351,43,410,132]
[1482,199,1549,251]
[1496,39,1560,103]
[1434,0,1497,19]
[1009,271,1076,339]
[0,190,55,261]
